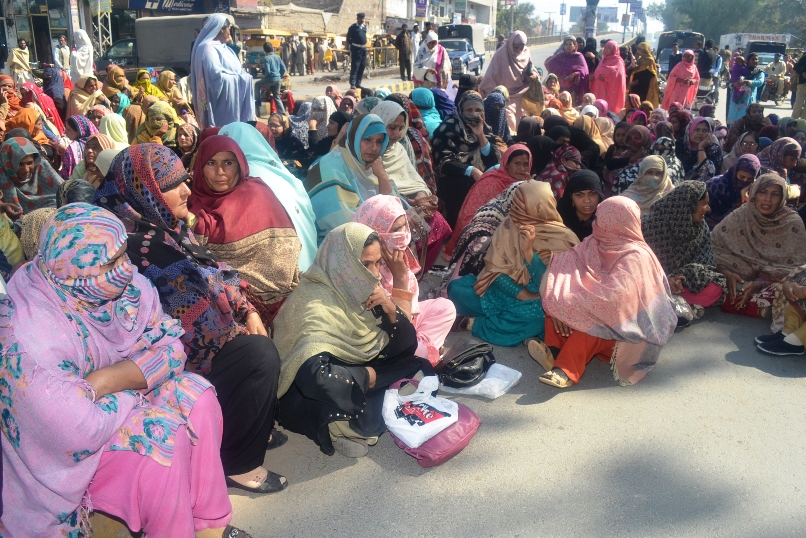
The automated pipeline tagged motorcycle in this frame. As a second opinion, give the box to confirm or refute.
[760,75,789,105]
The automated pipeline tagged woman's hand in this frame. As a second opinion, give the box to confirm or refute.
[598,74,605,82]
[469,115,486,141]
[470,167,483,181]
[0,202,22,220]
[366,285,397,320]
[370,158,394,194]
[720,269,744,301]
[309,118,318,131]
[782,281,806,303]
[669,275,684,295]
[366,366,377,388]
[381,241,409,285]
[155,119,169,137]
[519,224,536,260]
[245,312,268,337]
[736,280,761,310]
[567,72,579,83]
[550,317,573,337]
[630,79,639,87]
[84,360,148,400]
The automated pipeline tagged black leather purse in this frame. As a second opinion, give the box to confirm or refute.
[435,338,496,388]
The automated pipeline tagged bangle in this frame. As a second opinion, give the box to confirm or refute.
[698,149,706,153]
[391,288,414,301]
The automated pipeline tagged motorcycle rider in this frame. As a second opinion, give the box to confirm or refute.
[765,53,788,101]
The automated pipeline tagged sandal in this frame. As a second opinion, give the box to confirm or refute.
[226,470,288,494]
[539,368,573,389]
[223,525,254,538]
[266,428,288,451]
[527,339,555,373]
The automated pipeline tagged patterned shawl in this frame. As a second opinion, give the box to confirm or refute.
[712,174,806,281]
[273,222,388,397]
[706,154,761,226]
[189,135,300,315]
[95,144,254,375]
[642,181,726,295]
[0,136,63,212]
[543,197,677,385]
[134,101,179,149]
[311,96,337,140]
[0,203,207,537]
[757,136,801,177]
[651,137,685,185]
[676,116,722,180]
[537,143,582,198]
[62,115,99,180]
[431,91,500,183]
[474,180,578,295]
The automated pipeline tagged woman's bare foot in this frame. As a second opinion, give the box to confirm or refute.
[225,466,288,494]
[227,467,269,489]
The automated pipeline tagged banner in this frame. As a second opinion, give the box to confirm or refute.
[455,0,466,10]
[128,0,207,13]
[415,0,428,19]
[90,0,111,16]
[559,2,565,15]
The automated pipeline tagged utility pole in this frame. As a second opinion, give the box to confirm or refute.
[509,0,516,35]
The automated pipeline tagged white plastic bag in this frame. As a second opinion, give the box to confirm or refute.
[382,376,459,448]
[439,363,522,399]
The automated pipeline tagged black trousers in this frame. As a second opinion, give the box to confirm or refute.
[206,334,280,475]
[350,47,367,87]
[278,312,432,455]
[399,55,411,80]
[438,172,476,229]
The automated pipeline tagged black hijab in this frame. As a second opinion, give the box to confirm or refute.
[556,170,604,240]
[568,126,602,169]
[515,117,542,143]
[525,135,558,175]
[543,115,569,133]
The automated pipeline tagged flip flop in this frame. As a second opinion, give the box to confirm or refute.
[226,471,288,494]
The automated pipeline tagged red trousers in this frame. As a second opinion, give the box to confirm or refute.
[544,318,616,384]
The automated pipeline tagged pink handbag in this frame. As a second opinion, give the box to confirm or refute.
[388,379,482,468]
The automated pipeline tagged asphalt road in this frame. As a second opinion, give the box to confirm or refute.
[231,306,806,537]
[286,33,627,103]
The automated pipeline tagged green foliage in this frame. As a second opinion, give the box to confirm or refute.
[646,0,806,42]
[495,3,542,37]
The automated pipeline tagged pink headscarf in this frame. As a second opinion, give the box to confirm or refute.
[590,40,626,117]
[542,197,677,385]
[353,194,421,313]
[479,31,532,97]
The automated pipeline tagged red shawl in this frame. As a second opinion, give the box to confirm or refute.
[444,144,533,256]
[20,82,65,135]
[189,135,294,245]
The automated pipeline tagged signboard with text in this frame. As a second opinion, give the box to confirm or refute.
[128,0,207,13]
[416,0,428,18]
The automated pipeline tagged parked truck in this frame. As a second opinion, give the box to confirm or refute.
[437,24,487,78]
[95,14,239,82]
[719,33,791,53]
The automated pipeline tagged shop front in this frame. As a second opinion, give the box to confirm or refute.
[11,0,70,63]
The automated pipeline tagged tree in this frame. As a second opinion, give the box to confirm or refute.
[495,3,541,38]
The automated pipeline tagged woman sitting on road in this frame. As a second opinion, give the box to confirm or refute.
[712,174,806,320]
[66,74,110,118]
[354,195,456,366]
[445,144,533,258]
[706,154,762,227]
[189,134,302,325]
[96,144,288,495]
[0,203,253,538]
[305,113,397,242]
[556,169,602,241]
[621,155,674,216]
[448,181,578,348]
[642,180,727,313]
[275,223,433,458]
[539,197,677,389]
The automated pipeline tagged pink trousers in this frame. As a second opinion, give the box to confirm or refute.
[88,389,232,537]
[681,283,723,308]
[414,298,457,366]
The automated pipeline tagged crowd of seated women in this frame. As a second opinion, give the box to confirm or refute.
[5,31,806,538]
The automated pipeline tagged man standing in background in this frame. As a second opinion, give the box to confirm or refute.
[395,24,412,81]
[10,39,33,86]
[411,23,421,71]
[53,35,71,75]
[347,13,368,89]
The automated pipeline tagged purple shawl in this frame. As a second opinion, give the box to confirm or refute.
[545,51,590,104]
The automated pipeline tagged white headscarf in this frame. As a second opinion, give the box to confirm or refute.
[70,30,94,84]
[415,31,441,69]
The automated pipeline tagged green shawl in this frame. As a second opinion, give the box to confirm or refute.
[274,222,389,397]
